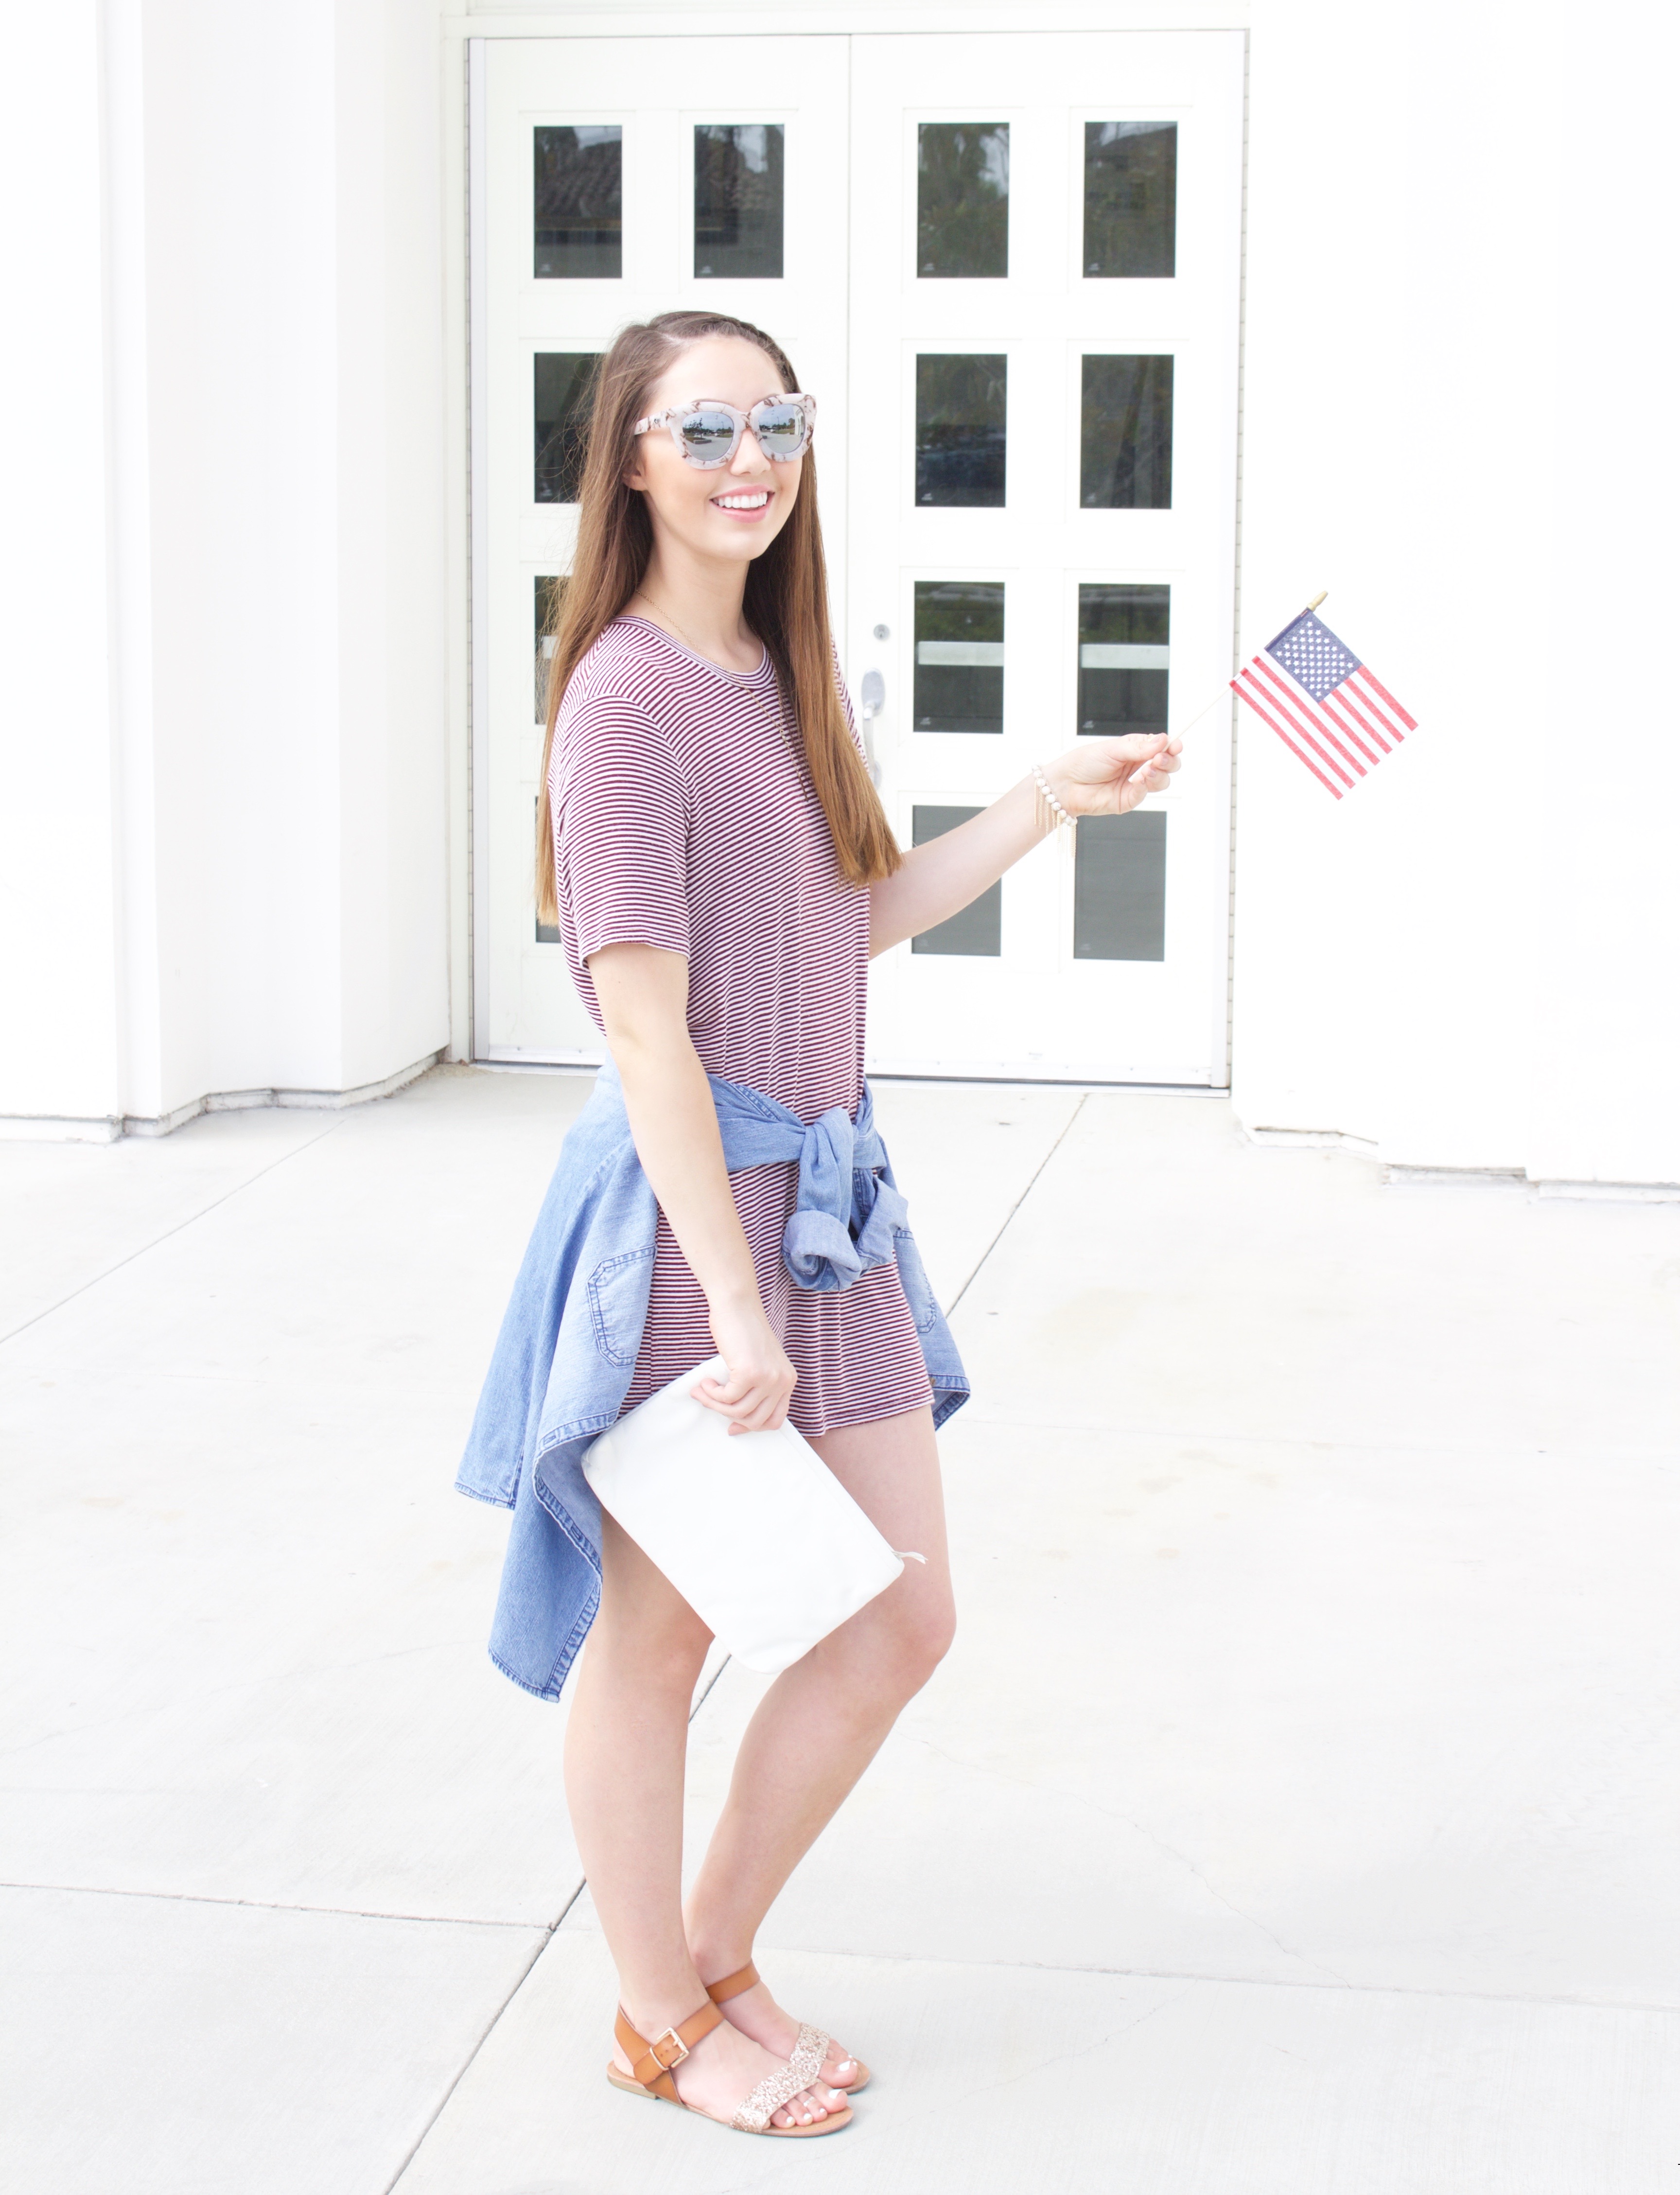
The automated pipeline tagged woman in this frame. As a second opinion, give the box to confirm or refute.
[458,310,1180,2140]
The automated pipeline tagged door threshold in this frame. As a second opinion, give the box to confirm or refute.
[869,1071,1229,1095]
[475,1051,1229,1098]
[477,1050,603,1073]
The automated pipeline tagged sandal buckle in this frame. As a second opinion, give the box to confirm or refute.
[651,2025,690,2069]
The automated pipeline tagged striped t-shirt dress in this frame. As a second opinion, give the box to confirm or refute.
[548,615,934,1437]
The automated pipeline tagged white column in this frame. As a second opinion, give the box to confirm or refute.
[1525,10,1680,1188]
[0,4,124,1137]
[105,0,163,1123]
[0,0,450,1139]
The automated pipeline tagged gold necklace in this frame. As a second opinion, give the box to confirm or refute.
[634,590,752,676]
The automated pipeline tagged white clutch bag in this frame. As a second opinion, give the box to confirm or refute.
[581,1357,910,1674]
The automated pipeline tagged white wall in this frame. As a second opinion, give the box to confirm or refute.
[0,5,123,1130]
[1527,8,1680,1185]
[0,0,450,1136]
[1237,1,1680,1184]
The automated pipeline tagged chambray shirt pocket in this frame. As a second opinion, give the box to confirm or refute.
[892,1227,942,1336]
[586,1246,656,1366]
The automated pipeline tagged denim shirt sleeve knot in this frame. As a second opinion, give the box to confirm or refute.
[777,1097,910,1292]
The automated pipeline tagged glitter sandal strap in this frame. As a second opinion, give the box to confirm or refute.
[730,2023,830,2133]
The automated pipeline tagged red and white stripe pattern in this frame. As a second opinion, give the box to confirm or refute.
[550,617,935,1438]
[1231,608,1417,799]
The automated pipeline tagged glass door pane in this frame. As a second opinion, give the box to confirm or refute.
[915,355,1007,506]
[534,354,600,502]
[694,125,785,278]
[1078,583,1169,735]
[1084,123,1176,278]
[1080,355,1173,508]
[914,582,1005,732]
[533,127,622,279]
[911,807,1001,954]
[917,124,1010,278]
[1074,813,1167,960]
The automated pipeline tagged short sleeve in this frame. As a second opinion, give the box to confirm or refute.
[552,700,692,964]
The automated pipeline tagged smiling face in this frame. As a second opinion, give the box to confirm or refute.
[623,335,805,570]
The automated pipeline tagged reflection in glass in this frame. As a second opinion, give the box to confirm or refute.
[1078,583,1169,736]
[916,355,1006,507]
[1081,355,1173,508]
[534,575,566,722]
[1074,812,1166,960]
[535,354,600,503]
[534,126,622,279]
[913,582,1004,733]
[917,123,1009,279]
[534,795,562,945]
[694,124,784,279]
[911,807,1000,955]
[1084,122,1177,278]
[535,579,568,942]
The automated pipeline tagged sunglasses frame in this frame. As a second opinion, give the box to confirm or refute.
[631,392,817,469]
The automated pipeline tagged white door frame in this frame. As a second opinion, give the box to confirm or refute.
[468,37,491,1063]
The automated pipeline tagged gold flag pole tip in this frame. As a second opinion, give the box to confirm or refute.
[1306,590,1328,611]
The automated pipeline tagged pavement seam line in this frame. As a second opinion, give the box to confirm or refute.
[7,1878,1672,2020]
[381,1919,560,2195]
[379,1652,735,2187]
[724,1939,1680,2017]
[0,1880,541,1929]
[0,1116,349,1350]
[944,1091,1089,1317]
[950,1414,1680,1466]
[689,1652,732,1719]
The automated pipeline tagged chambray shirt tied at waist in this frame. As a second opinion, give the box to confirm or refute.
[702,1074,908,1292]
[455,1062,968,1702]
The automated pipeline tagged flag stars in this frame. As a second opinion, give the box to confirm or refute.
[1268,610,1360,702]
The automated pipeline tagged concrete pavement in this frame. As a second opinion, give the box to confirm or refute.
[2,1064,1676,2192]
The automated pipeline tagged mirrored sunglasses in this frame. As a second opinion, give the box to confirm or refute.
[631,393,816,469]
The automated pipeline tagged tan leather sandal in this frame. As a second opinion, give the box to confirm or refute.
[705,1960,872,2093]
[606,1998,854,2137]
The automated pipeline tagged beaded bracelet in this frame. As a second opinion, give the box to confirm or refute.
[1031,763,1075,834]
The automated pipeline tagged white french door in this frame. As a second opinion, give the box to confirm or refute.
[474,35,851,1062]
[848,32,1242,1083]
[473,29,1242,1083]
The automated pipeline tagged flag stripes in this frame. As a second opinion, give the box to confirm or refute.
[1233,669,1347,798]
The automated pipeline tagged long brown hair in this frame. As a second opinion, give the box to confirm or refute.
[533,311,899,925]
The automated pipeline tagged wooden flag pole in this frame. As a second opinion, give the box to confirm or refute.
[1167,590,1328,741]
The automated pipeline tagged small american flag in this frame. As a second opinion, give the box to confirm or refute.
[1231,608,1416,799]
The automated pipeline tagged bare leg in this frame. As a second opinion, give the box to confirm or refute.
[564,1509,848,2127]
[684,1405,956,2073]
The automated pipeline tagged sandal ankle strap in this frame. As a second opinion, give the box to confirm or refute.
[703,1960,760,2005]
[615,1999,723,2098]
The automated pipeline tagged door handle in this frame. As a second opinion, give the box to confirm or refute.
[858,670,885,785]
